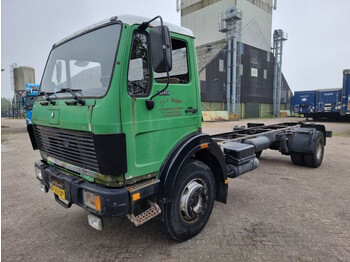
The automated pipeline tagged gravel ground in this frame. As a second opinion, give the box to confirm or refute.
[1,117,350,262]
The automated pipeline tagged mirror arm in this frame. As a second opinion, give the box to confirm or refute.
[138,16,163,31]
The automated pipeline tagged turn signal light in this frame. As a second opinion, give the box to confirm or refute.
[132,193,140,202]
[83,190,102,212]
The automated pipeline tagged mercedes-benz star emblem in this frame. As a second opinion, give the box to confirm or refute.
[51,112,55,118]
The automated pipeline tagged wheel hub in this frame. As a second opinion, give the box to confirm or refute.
[180,179,208,222]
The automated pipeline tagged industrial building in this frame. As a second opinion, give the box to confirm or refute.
[179,0,292,118]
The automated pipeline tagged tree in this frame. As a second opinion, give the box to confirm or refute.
[1,98,12,112]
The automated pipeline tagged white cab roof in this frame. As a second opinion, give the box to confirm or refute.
[119,15,194,37]
[55,14,194,46]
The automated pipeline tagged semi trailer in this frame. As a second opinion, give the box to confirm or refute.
[28,15,331,241]
[291,70,350,120]
[316,89,342,114]
[291,90,316,117]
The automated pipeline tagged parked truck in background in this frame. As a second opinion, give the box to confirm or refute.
[21,83,40,124]
[28,15,331,241]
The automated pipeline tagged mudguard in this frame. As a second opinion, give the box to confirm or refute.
[301,123,327,145]
[288,127,317,153]
[158,132,227,205]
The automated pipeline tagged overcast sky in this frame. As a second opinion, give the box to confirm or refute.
[272,0,350,93]
[2,0,350,99]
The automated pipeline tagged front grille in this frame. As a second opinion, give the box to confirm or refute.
[34,125,99,172]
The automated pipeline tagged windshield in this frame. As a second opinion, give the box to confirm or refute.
[41,23,121,98]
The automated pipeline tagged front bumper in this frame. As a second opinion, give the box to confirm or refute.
[35,160,129,217]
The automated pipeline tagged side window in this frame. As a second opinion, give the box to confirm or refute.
[154,39,189,84]
[128,32,151,96]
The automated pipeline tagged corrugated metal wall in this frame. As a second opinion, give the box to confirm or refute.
[199,42,284,104]
[240,44,275,103]
[200,49,226,102]
[199,42,291,118]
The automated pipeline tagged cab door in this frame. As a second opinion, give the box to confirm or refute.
[121,27,200,180]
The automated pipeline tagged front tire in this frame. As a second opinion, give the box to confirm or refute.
[163,160,215,241]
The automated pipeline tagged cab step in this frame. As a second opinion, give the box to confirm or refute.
[126,178,159,193]
[127,201,161,226]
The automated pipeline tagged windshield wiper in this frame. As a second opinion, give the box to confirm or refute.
[39,91,56,105]
[56,88,86,105]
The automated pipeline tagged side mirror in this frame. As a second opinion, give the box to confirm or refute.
[150,26,172,73]
[56,61,62,83]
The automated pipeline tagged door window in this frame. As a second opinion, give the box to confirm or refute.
[127,32,151,96]
[154,39,189,84]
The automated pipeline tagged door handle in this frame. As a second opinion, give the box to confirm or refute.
[185,108,198,113]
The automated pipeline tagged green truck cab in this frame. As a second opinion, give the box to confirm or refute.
[30,15,227,241]
[29,15,329,241]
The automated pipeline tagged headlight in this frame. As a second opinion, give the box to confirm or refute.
[88,214,103,231]
[83,190,101,212]
[35,166,42,180]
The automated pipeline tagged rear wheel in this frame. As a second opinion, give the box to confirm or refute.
[303,131,324,168]
[163,160,215,241]
[290,152,304,166]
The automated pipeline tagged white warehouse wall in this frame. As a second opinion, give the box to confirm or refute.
[181,0,273,52]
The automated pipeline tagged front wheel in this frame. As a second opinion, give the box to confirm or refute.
[163,160,215,241]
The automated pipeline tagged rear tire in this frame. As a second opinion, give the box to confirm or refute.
[162,160,215,241]
[290,152,304,166]
[303,131,324,168]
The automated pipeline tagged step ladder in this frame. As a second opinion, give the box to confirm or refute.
[127,200,161,226]
[126,178,161,226]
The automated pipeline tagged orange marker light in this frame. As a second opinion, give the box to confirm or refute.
[94,195,101,212]
[132,193,140,202]
[200,143,209,149]
[225,179,228,184]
